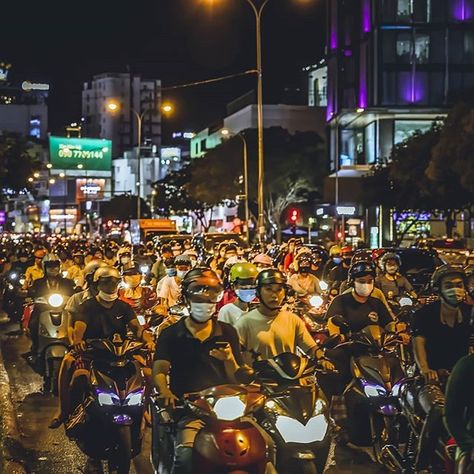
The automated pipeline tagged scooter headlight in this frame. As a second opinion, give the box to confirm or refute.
[275,414,328,443]
[48,293,64,308]
[399,297,413,307]
[10,273,18,281]
[140,265,149,274]
[363,382,388,397]
[319,280,328,291]
[19,278,25,286]
[136,315,146,326]
[309,295,324,308]
[124,389,144,406]
[97,390,120,406]
[212,396,246,421]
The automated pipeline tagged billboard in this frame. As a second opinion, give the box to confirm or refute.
[75,179,106,203]
[49,136,112,171]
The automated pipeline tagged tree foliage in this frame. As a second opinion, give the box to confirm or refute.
[156,127,326,236]
[0,134,42,200]
[363,104,474,240]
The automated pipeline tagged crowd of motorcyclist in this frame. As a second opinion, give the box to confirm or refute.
[0,233,473,473]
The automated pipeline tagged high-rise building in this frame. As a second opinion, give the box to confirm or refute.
[327,0,474,169]
[82,73,162,157]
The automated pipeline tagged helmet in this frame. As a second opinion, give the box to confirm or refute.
[348,261,376,282]
[252,253,273,267]
[93,266,121,282]
[181,268,223,303]
[371,248,386,261]
[83,260,107,282]
[296,253,313,270]
[256,269,287,289]
[351,249,373,265]
[329,245,342,257]
[229,262,258,285]
[175,254,192,266]
[341,246,355,258]
[380,252,401,267]
[431,264,466,293]
[117,247,132,258]
[42,253,61,271]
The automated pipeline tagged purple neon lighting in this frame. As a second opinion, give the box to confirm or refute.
[362,0,371,32]
[453,0,473,20]
[400,72,425,103]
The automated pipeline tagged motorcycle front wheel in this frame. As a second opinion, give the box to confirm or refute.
[108,425,132,474]
[288,459,318,474]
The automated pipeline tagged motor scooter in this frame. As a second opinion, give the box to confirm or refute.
[151,382,274,474]
[66,335,146,474]
[253,352,332,474]
[32,292,69,393]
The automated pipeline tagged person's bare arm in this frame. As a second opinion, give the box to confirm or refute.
[413,335,438,382]
[152,360,177,407]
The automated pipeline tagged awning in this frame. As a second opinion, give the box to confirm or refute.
[323,166,373,203]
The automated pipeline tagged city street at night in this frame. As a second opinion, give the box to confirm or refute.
[1,0,474,473]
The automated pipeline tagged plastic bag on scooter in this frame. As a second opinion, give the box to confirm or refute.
[65,397,93,440]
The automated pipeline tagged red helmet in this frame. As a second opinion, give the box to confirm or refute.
[341,246,355,259]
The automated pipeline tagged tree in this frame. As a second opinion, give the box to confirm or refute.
[0,134,42,201]
[153,161,214,231]
[185,127,327,240]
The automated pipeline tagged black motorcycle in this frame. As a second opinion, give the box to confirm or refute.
[253,352,332,474]
[2,270,27,323]
[331,319,408,470]
[66,335,146,473]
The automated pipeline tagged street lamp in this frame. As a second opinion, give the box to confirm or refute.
[221,129,250,242]
[107,99,171,220]
[205,0,269,242]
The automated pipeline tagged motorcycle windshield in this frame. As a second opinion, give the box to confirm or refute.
[272,386,317,425]
[353,354,404,389]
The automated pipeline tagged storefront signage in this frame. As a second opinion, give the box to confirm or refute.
[76,179,105,203]
[49,136,112,171]
[22,81,50,91]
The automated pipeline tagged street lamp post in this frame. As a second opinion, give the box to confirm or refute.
[222,129,250,243]
[244,0,270,243]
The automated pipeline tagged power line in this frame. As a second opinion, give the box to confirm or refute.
[162,70,257,91]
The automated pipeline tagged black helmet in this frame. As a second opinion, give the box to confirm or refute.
[296,253,313,270]
[431,264,466,293]
[351,249,373,265]
[348,261,376,282]
[380,252,401,267]
[256,269,287,289]
[181,267,223,303]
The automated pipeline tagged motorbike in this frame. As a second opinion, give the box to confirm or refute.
[151,383,273,474]
[2,270,27,324]
[66,335,146,473]
[31,292,69,393]
[331,318,408,470]
[253,352,332,474]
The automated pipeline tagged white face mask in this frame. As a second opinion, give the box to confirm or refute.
[189,301,216,323]
[98,290,118,302]
[177,270,188,279]
[443,287,465,306]
[354,282,374,298]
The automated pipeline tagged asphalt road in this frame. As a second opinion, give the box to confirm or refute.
[0,322,386,473]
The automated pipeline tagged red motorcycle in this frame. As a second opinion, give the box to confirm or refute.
[151,383,274,474]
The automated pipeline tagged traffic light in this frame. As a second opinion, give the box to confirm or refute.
[290,209,299,223]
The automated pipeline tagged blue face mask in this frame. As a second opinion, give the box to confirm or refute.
[333,257,342,264]
[166,268,177,277]
[236,288,257,303]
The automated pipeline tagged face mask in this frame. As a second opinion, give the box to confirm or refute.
[236,288,257,303]
[299,268,310,274]
[121,257,131,265]
[98,290,118,302]
[354,282,374,298]
[386,265,398,275]
[167,268,177,277]
[189,301,216,323]
[333,257,342,264]
[443,288,465,306]
[177,270,187,279]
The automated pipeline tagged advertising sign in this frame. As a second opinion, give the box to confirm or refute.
[75,179,105,203]
[49,136,112,171]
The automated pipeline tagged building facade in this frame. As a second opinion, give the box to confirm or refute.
[327,0,474,169]
[82,73,162,157]
[191,103,326,158]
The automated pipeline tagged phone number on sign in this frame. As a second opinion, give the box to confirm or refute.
[58,148,104,160]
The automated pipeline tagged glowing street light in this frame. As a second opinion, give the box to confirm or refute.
[77,164,84,170]
[33,172,40,178]
[106,100,120,113]
[161,103,174,116]
[28,177,34,183]
[59,172,65,178]
[46,163,53,169]
[49,178,56,184]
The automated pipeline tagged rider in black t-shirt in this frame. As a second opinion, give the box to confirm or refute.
[411,265,473,472]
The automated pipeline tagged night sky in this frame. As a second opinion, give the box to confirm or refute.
[0,0,326,136]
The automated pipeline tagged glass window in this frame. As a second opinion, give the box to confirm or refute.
[396,33,412,62]
[415,34,430,63]
[397,0,412,20]
[394,120,433,144]
[29,116,41,138]
[364,122,376,164]
[464,32,474,61]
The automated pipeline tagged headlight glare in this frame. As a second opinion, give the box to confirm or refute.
[275,414,328,443]
[48,293,64,308]
[213,396,246,421]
